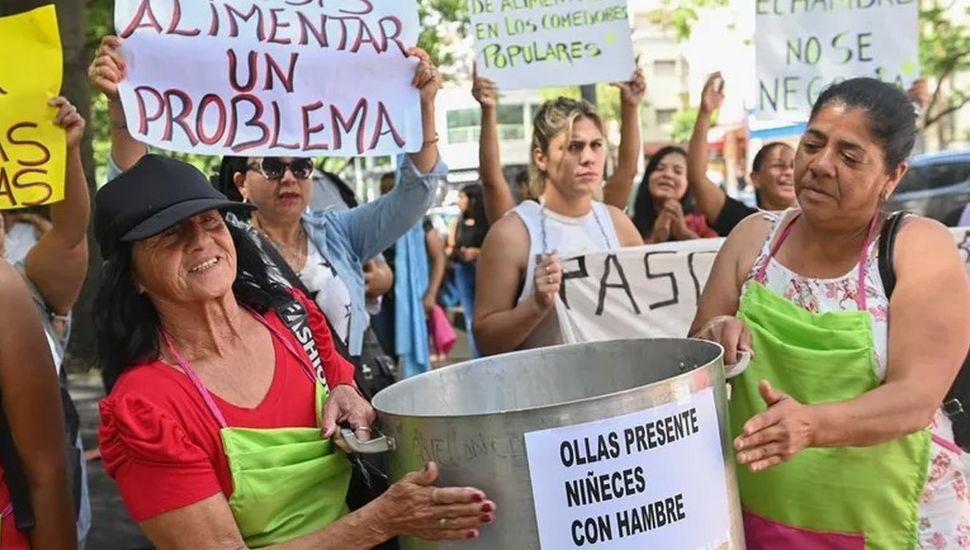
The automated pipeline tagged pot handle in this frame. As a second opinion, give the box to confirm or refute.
[725,350,752,379]
[339,428,397,454]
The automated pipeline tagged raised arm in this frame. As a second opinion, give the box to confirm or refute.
[327,49,445,261]
[0,262,76,549]
[89,36,147,172]
[24,97,90,315]
[687,73,729,225]
[603,67,646,211]
[406,48,441,175]
[472,66,516,224]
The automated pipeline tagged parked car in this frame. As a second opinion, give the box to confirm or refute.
[887,149,970,222]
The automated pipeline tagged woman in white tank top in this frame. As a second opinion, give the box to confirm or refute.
[473,97,643,355]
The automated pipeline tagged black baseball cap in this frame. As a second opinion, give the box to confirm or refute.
[95,154,255,259]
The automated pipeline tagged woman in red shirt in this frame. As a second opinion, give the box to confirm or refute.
[93,156,495,548]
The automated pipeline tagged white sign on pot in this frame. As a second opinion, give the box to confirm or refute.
[524,387,731,549]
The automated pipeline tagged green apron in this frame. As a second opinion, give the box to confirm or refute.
[161,311,352,548]
[731,213,930,550]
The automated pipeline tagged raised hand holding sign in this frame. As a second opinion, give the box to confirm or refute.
[114,0,424,157]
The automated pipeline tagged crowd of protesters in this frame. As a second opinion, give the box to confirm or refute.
[2,16,970,549]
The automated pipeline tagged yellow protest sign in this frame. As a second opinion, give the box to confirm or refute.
[0,5,65,210]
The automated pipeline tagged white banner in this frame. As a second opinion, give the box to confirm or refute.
[115,0,422,157]
[524,387,731,549]
[469,0,636,90]
[754,1,919,121]
[557,228,970,343]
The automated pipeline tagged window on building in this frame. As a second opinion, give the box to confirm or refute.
[656,108,677,126]
[654,60,677,77]
[446,104,525,143]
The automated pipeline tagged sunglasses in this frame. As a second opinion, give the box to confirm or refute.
[248,158,314,180]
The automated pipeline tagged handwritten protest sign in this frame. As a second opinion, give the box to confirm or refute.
[524,386,731,548]
[556,228,970,343]
[470,0,636,90]
[0,5,66,210]
[115,0,422,157]
[555,238,722,343]
[755,1,919,121]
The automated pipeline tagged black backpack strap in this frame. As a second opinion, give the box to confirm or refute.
[877,211,909,299]
[879,211,970,449]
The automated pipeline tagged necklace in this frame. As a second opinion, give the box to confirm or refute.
[538,201,612,254]
[253,216,308,271]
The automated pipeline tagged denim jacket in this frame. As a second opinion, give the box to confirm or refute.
[301,154,444,355]
[107,153,446,356]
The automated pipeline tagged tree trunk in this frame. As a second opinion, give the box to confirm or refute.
[54,0,101,371]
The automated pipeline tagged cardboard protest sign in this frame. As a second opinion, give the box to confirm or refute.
[0,5,66,210]
[524,387,731,548]
[555,239,722,343]
[556,228,970,343]
[115,0,423,157]
[470,0,636,90]
[755,1,919,121]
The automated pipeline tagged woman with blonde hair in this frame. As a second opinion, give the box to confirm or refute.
[473,98,643,356]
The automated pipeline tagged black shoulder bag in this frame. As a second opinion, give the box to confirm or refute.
[879,211,970,452]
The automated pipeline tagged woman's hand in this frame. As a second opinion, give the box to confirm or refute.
[700,71,725,115]
[907,77,930,111]
[665,201,688,239]
[649,209,673,243]
[373,462,495,541]
[532,252,562,311]
[409,47,441,106]
[322,384,377,451]
[50,97,85,151]
[89,36,126,100]
[613,65,646,107]
[735,380,817,472]
[423,293,437,317]
[693,315,752,365]
[471,64,498,109]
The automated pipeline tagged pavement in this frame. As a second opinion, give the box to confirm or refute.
[69,323,475,548]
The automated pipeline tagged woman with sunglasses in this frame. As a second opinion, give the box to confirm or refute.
[91,36,443,364]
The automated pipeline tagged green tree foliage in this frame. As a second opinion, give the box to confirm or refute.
[920,2,970,128]
[648,0,730,40]
[669,108,697,143]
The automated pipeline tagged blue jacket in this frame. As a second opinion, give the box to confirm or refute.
[107,153,446,356]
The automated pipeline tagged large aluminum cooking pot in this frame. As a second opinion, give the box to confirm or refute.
[349,338,744,549]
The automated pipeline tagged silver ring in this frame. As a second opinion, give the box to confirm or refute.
[547,275,553,284]
[439,517,448,527]
[354,426,372,432]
